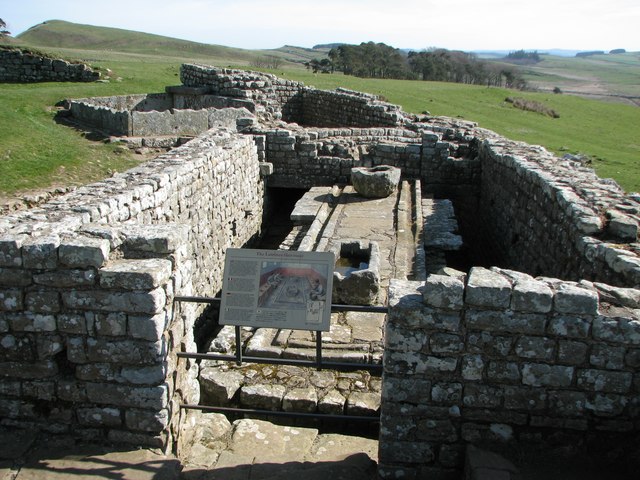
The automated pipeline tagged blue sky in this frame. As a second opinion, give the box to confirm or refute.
[2,0,639,52]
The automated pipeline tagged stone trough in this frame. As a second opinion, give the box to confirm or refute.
[350,165,401,198]
[331,240,381,305]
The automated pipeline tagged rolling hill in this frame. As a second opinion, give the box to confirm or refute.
[16,20,326,65]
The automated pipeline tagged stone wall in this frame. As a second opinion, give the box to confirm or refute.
[471,138,640,288]
[301,88,404,127]
[0,131,265,449]
[0,47,99,83]
[379,270,640,478]
[179,64,304,121]
[69,93,254,138]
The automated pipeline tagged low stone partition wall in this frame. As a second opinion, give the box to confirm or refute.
[250,125,424,188]
[379,269,640,478]
[69,92,254,137]
[0,47,99,83]
[301,88,405,127]
[0,131,265,449]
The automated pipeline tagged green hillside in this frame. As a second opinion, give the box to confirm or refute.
[16,20,323,66]
[1,20,638,198]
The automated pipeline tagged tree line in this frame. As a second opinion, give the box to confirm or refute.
[306,42,528,89]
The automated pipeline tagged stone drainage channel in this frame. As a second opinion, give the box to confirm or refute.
[177,178,465,432]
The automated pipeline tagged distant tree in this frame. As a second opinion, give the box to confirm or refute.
[305,58,333,74]
[505,49,540,64]
[0,18,10,37]
[609,48,626,54]
[329,42,410,79]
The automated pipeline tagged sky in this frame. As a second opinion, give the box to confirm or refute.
[2,0,639,52]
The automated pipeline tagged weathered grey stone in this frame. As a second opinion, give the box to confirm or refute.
[34,269,96,287]
[128,313,167,341]
[318,390,345,414]
[521,363,574,387]
[58,235,110,268]
[62,288,166,314]
[100,259,172,290]
[125,408,169,432]
[86,383,168,409]
[511,279,553,313]
[77,407,122,427]
[514,336,555,360]
[461,354,485,380]
[282,386,318,412]
[423,275,464,310]
[552,282,599,314]
[22,235,60,269]
[240,384,285,410]
[576,369,632,393]
[465,267,511,308]
[606,210,638,241]
[346,392,380,415]
[593,316,640,344]
[350,165,401,198]
[121,223,188,254]
[200,368,244,405]
[332,240,380,305]
[0,234,26,267]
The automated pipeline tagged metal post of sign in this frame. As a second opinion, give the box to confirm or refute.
[316,331,322,371]
[235,325,242,366]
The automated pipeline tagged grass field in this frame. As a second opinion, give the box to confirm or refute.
[1,20,638,197]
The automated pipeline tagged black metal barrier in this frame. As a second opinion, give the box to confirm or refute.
[174,295,386,422]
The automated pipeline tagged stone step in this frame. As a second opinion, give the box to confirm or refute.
[181,414,378,480]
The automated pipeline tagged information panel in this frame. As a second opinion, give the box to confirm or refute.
[219,248,335,331]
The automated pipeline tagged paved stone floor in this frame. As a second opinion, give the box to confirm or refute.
[0,419,378,480]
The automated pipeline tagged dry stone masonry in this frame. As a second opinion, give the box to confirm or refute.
[0,47,99,83]
[2,63,640,477]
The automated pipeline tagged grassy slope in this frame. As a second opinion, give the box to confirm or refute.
[519,53,640,98]
[1,21,638,195]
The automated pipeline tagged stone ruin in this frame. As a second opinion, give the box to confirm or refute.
[1,63,640,478]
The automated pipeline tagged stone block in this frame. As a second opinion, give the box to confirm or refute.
[125,408,169,432]
[590,344,625,370]
[547,316,591,338]
[431,382,463,404]
[22,235,60,269]
[94,312,127,336]
[592,316,640,345]
[8,312,56,332]
[0,267,32,287]
[0,289,23,311]
[503,386,547,410]
[121,364,167,385]
[86,383,168,409]
[200,368,243,405]
[461,354,485,380]
[521,363,574,388]
[62,288,166,314]
[514,336,555,360]
[77,407,122,427]
[465,267,511,308]
[128,313,167,341]
[379,441,435,464]
[34,269,96,287]
[466,310,546,334]
[423,275,464,310]
[0,235,26,267]
[100,258,172,291]
[25,290,60,313]
[487,362,521,383]
[557,340,588,365]
[240,384,285,411]
[606,210,638,241]
[121,223,188,254]
[86,337,165,364]
[552,283,599,315]
[511,279,553,313]
[576,369,632,393]
[346,391,380,415]
[59,235,110,268]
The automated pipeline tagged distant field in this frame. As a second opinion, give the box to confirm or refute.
[1,20,638,197]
